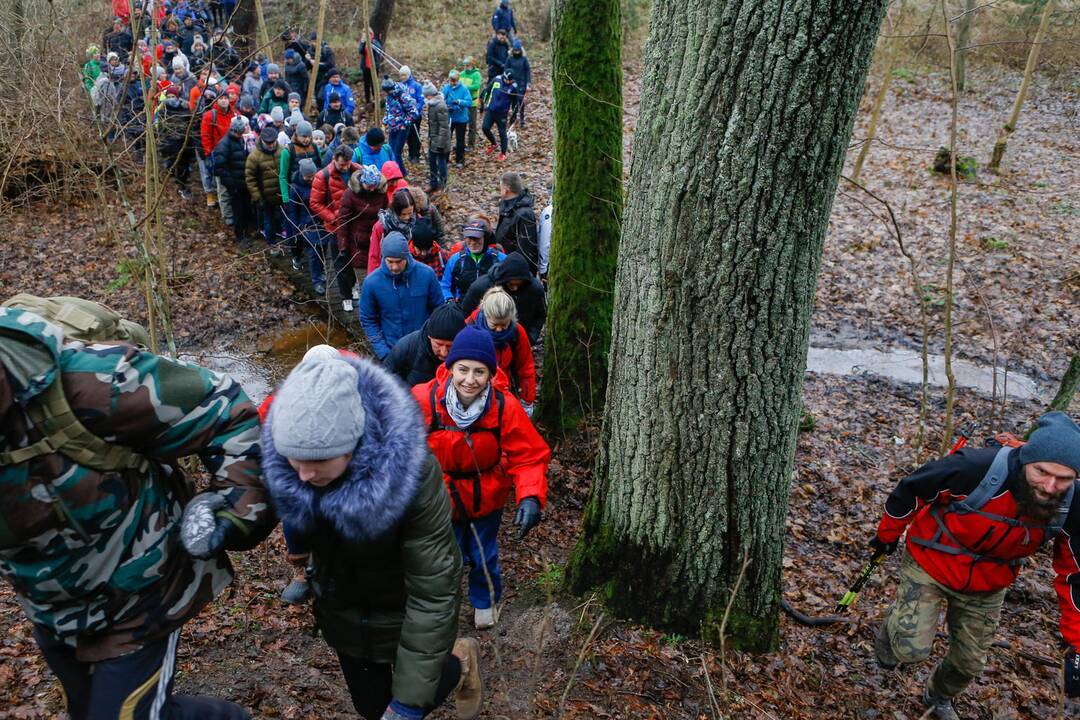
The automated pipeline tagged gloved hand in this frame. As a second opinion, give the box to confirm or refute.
[380,699,423,720]
[181,492,235,559]
[869,536,898,556]
[514,496,541,539]
[520,401,534,418]
[1065,649,1080,698]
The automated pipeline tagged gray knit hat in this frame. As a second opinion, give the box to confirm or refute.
[271,354,366,460]
[1019,412,1080,474]
[295,120,313,137]
[298,157,318,179]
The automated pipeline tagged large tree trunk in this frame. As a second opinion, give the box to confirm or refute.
[565,0,889,652]
[538,0,623,431]
[370,0,396,43]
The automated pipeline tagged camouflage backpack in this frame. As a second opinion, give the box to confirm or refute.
[0,298,150,472]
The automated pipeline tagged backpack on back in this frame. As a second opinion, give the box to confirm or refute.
[1,294,151,347]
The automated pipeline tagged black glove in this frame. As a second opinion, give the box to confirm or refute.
[1066,649,1080,698]
[180,493,236,559]
[869,536,898,556]
[513,497,541,539]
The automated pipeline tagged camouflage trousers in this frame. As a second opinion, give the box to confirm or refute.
[882,549,1006,699]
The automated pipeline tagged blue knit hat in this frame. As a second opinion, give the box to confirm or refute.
[360,164,380,186]
[444,325,497,374]
[1019,412,1080,474]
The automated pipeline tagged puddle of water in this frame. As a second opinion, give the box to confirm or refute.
[183,324,353,405]
[806,346,1044,402]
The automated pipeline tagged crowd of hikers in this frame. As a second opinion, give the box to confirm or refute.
[6,2,1078,720]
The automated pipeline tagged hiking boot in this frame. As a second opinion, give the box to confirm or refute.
[206,191,217,207]
[922,687,960,720]
[452,638,483,719]
[874,621,899,669]
[313,282,326,296]
[269,246,285,258]
[291,257,302,271]
[280,578,311,605]
[342,299,354,312]
[473,607,497,630]
[178,187,193,200]
[351,285,360,300]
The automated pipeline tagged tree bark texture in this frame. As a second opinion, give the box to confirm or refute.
[955,0,976,92]
[538,0,623,431]
[370,0,396,43]
[565,0,889,652]
[1048,352,1080,413]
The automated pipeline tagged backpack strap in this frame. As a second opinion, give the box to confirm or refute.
[0,374,150,473]
[951,446,1012,517]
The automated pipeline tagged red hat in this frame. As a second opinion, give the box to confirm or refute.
[165,85,181,97]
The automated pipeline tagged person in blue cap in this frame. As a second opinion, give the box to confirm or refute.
[870,412,1080,719]
[491,0,516,36]
[506,38,531,127]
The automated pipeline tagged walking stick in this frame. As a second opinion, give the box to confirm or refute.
[834,549,887,614]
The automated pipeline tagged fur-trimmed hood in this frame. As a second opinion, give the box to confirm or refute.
[262,354,428,542]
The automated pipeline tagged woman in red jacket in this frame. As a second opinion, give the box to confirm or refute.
[470,287,535,414]
[413,326,550,630]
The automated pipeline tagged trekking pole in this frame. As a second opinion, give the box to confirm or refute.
[834,549,887,614]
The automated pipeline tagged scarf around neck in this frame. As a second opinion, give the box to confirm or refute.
[444,380,491,430]
[476,311,516,349]
[380,208,414,239]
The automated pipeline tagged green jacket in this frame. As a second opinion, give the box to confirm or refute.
[245,141,283,205]
[83,60,101,94]
[0,307,274,662]
[262,357,461,708]
[460,67,483,102]
[278,142,324,201]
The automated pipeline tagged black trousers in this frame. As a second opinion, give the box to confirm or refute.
[336,651,461,720]
[451,121,467,164]
[34,626,250,720]
[406,118,423,162]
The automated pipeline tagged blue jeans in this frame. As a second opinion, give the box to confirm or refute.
[261,203,284,247]
[452,511,502,609]
[304,234,339,287]
[428,150,448,190]
[388,128,409,177]
[282,521,309,557]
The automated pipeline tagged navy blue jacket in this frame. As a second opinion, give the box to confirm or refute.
[491,5,516,33]
[485,37,509,77]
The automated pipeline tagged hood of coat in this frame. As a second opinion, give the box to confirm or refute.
[381,160,404,181]
[348,170,387,195]
[262,355,429,543]
[491,252,532,284]
[501,189,533,214]
[427,93,447,110]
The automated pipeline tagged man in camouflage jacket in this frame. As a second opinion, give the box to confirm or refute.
[0,307,274,719]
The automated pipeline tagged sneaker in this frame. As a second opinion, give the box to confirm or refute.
[497,153,506,162]
[178,187,193,200]
[206,191,218,207]
[874,620,899,669]
[921,687,960,720]
[351,285,360,300]
[452,638,483,719]
[269,246,285,258]
[342,298,354,312]
[454,162,464,169]
[291,257,302,271]
[485,144,496,155]
[313,282,326,295]
[473,607,498,630]
[280,578,311,605]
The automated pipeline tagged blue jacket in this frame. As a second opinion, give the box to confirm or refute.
[353,141,396,168]
[359,259,444,360]
[405,77,424,118]
[286,180,332,246]
[486,38,509,77]
[321,79,355,115]
[491,5,516,33]
[441,247,504,302]
[485,78,517,115]
[506,53,531,88]
[441,82,472,124]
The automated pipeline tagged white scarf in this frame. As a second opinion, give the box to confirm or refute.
[444,382,490,429]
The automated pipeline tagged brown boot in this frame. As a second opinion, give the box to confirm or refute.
[452,637,483,719]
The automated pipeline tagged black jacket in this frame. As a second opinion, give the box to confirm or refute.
[212,132,249,192]
[495,190,539,274]
[461,252,546,344]
[284,59,309,101]
[506,53,531,88]
[383,328,439,388]
[485,37,509,77]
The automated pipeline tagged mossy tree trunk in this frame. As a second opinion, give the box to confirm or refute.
[565,0,889,652]
[955,0,977,92]
[538,0,623,431]
[1048,352,1080,413]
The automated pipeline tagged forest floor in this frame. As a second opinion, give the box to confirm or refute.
[1,1,1079,718]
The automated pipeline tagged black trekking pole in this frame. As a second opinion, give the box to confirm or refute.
[834,548,887,614]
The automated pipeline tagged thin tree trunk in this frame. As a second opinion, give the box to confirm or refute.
[938,0,960,456]
[1048,352,1080,413]
[538,0,622,431]
[565,0,889,651]
[955,0,976,92]
[989,0,1054,173]
[306,0,328,116]
[252,0,272,63]
[370,0,396,43]
[851,0,906,184]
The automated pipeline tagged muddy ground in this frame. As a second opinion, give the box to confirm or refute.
[1,1,1078,718]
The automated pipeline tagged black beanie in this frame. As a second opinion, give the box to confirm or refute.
[366,127,385,145]
[426,303,466,341]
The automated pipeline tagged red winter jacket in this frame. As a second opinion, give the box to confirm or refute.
[200,105,235,157]
[310,162,360,229]
[876,446,1080,648]
[413,366,549,521]
[466,312,535,404]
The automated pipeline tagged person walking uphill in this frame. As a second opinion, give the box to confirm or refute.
[871,413,1080,719]
[414,326,550,630]
[359,232,444,361]
[442,71,472,168]
[424,82,451,193]
[385,303,467,388]
[246,126,286,255]
[0,305,275,719]
[261,349,484,720]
